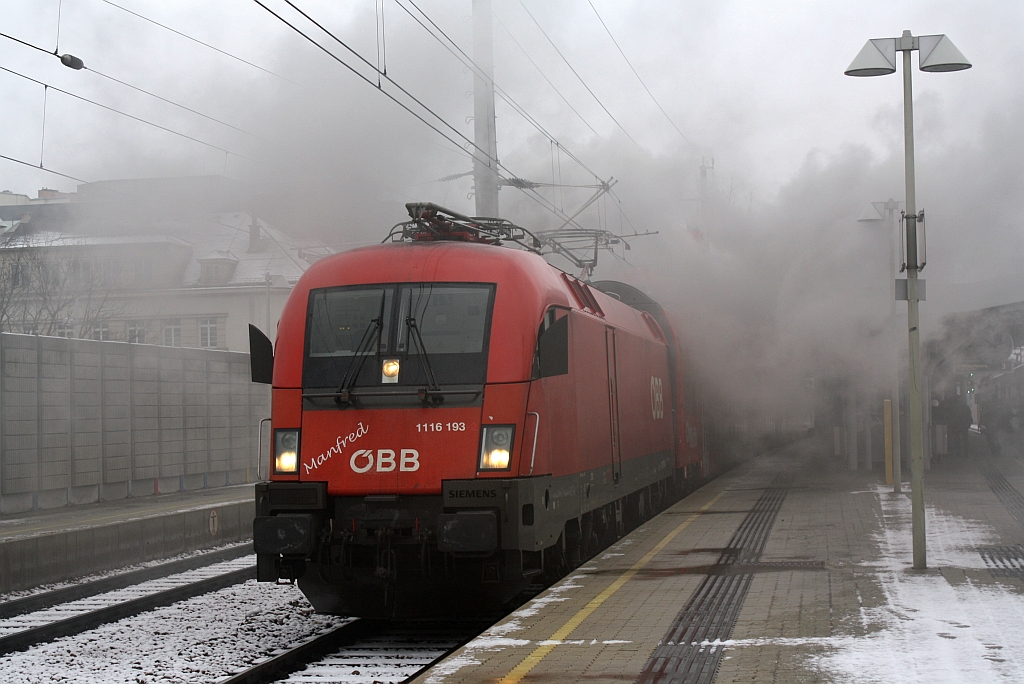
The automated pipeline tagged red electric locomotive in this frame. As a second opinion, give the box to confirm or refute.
[249,204,707,618]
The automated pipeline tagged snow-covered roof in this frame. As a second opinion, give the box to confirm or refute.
[154,212,328,286]
[0,211,331,288]
[0,232,192,249]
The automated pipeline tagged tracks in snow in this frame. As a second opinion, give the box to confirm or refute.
[0,550,255,654]
[220,619,485,684]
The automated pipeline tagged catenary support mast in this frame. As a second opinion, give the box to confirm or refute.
[472,0,500,217]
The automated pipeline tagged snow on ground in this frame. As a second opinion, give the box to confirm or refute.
[809,484,1024,682]
[0,542,251,603]
[0,580,344,684]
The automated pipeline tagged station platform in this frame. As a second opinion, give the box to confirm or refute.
[416,434,1024,683]
[0,484,254,593]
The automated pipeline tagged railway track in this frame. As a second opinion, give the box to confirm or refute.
[0,543,252,620]
[219,619,486,684]
[0,554,256,654]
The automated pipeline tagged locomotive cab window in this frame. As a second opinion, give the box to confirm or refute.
[304,283,495,390]
[534,306,569,378]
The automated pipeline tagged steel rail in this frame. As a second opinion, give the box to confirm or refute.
[217,619,485,684]
[0,565,255,654]
[216,619,380,684]
[0,544,252,620]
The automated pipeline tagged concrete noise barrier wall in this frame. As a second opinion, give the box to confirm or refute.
[0,333,269,514]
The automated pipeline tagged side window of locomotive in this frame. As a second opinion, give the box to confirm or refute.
[535,307,569,378]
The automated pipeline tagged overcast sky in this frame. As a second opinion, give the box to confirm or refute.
[2,0,1022,398]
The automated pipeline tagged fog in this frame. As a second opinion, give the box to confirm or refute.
[2,0,1023,419]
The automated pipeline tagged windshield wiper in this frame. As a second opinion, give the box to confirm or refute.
[335,298,387,405]
[405,315,443,406]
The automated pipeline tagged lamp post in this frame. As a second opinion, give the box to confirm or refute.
[846,31,971,570]
[858,198,905,493]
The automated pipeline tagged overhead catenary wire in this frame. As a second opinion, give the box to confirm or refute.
[492,14,600,139]
[0,32,257,138]
[377,0,388,81]
[86,69,258,138]
[39,86,49,167]
[54,0,64,54]
[0,152,88,184]
[393,0,604,184]
[252,0,590,231]
[0,65,251,160]
[585,0,696,151]
[249,0,473,161]
[395,0,630,246]
[609,188,641,235]
[268,0,492,161]
[97,0,293,83]
[391,2,640,237]
[516,0,640,147]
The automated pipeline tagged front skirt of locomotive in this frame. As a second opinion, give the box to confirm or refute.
[253,480,563,619]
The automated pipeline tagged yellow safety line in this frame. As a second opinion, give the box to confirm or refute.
[497,489,727,684]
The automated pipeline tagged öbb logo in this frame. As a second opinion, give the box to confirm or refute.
[350,449,420,473]
[651,376,664,420]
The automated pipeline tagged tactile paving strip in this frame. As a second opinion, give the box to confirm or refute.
[978,459,1024,531]
[635,482,790,684]
[979,544,1024,580]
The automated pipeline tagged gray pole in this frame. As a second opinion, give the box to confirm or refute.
[900,31,926,569]
[887,200,903,493]
[846,393,858,470]
[472,0,500,218]
[265,272,272,336]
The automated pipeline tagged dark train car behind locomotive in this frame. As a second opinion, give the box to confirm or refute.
[249,215,709,618]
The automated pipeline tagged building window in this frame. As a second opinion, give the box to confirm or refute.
[135,260,152,286]
[10,263,26,287]
[55,323,73,338]
[103,260,124,287]
[163,319,181,347]
[91,323,110,341]
[71,260,93,287]
[199,318,218,348]
[127,320,146,344]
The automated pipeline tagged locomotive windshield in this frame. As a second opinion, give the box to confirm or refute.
[304,283,495,390]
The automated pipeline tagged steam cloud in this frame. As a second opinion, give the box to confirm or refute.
[3,0,1022,426]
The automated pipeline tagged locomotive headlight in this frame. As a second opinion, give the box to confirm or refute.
[479,425,515,470]
[274,429,300,474]
[381,358,400,383]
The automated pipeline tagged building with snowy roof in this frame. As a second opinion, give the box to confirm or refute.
[0,177,330,351]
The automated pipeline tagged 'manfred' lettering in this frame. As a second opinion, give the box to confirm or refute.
[306,423,368,475]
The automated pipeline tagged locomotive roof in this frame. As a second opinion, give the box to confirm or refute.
[272,240,674,387]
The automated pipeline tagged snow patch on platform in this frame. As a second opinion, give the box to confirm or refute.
[807,484,1024,682]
